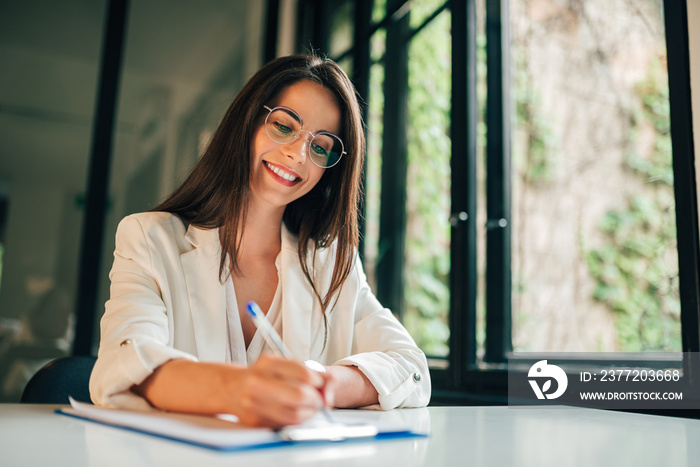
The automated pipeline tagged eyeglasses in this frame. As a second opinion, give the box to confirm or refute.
[263,105,346,168]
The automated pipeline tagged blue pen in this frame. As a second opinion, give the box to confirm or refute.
[246,301,335,423]
[246,301,293,359]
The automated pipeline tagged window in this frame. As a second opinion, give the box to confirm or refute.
[483,0,698,374]
[507,0,680,354]
[297,0,469,386]
[298,0,698,403]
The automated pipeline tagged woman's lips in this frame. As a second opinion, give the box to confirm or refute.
[264,161,301,187]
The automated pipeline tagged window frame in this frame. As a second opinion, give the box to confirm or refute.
[484,0,700,379]
[296,0,700,405]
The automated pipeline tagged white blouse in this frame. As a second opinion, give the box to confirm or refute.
[223,265,284,365]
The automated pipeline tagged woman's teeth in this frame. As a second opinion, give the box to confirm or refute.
[265,162,298,181]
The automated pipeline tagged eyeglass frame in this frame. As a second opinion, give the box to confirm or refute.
[262,105,346,168]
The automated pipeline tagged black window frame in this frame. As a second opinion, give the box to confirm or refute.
[295,0,699,407]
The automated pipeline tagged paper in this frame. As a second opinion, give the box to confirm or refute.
[57,398,423,451]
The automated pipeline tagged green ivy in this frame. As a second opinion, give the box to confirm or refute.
[585,55,680,351]
[513,50,557,184]
[402,6,452,357]
[626,56,674,187]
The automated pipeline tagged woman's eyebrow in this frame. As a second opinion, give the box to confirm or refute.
[278,105,340,135]
[305,121,340,136]
[278,108,300,120]
[317,127,340,135]
[305,119,340,135]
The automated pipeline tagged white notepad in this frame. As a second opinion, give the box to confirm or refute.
[57,398,425,452]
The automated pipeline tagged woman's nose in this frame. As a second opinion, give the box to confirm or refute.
[285,131,313,163]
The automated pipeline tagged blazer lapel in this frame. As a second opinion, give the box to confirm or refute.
[180,225,228,362]
[279,225,325,360]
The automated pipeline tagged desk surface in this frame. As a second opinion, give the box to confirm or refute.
[1,404,699,467]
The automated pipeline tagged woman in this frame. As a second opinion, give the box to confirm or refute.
[90,54,430,427]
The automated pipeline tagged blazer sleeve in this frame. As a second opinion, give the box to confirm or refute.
[89,215,197,410]
[334,259,431,409]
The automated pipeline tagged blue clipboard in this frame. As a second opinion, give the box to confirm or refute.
[57,398,426,452]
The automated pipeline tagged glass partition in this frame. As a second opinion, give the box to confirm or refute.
[96,0,266,352]
[0,0,107,400]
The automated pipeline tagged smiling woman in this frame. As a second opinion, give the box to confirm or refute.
[248,80,337,208]
[88,54,431,428]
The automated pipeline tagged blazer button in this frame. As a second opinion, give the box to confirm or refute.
[413,373,421,383]
[120,339,132,347]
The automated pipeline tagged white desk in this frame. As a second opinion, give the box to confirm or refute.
[1,404,699,466]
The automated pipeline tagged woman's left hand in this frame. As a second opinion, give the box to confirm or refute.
[323,365,379,408]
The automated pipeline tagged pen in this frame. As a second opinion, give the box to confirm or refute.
[246,301,335,423]
[246,301,293,359]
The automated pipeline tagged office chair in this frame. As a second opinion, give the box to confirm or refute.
[20,355,96,404]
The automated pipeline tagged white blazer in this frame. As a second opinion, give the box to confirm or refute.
[90,212,431,410]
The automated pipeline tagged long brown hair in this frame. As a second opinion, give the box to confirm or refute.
[153,54,365,317]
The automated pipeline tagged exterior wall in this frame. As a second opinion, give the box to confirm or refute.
[689,1,700,196]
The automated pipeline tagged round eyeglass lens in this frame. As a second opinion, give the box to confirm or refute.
[265,108,301,144]
[309,133,343,168]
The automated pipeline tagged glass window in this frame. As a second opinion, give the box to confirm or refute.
[329,0,354,58]
[97,1,266,352]
[403,9,452,357]
[372,0,387,24]
[409,0,447,28]
[363,32,386,291]
[301,0,697,402]
[507,0,679,353]
[0,0,107,400]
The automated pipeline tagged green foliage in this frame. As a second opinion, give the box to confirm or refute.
[402,7,452,357]
[372,0,387,23]
[513,50,557,184]
[585,55,680,351]
[626,56,674,186]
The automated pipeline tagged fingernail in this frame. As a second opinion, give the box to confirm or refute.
[325,389,334,407]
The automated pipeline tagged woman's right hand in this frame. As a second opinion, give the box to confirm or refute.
[133,356,332,428]
[225,354,332,427]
